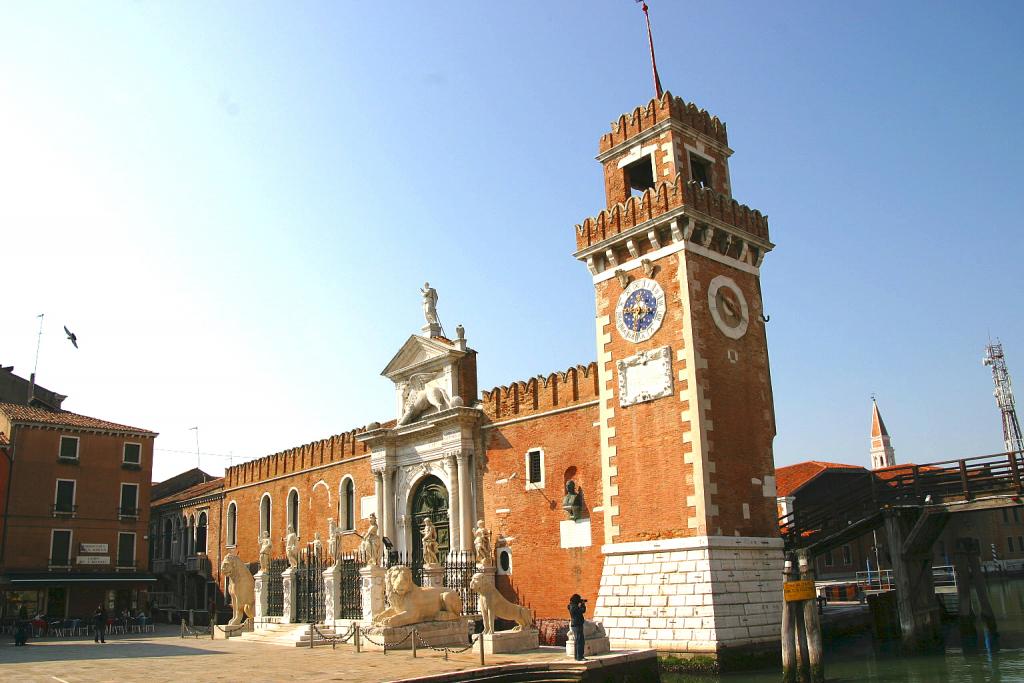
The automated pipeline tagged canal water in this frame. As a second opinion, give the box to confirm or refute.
[664,579,1024,683]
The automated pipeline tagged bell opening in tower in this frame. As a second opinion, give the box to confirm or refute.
[624,154,655,197]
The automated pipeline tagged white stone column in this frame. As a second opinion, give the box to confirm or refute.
[381,467,395,542]
[457,454,472,552]
[374,469,384,530]
[448,454,461,552]
[253,571,268,620]
[281,567,296,624]
[323,564,340,624]
[360,565,386,623]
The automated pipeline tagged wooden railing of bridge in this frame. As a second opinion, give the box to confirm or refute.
[780,450,1024,553]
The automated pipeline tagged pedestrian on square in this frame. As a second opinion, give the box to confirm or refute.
[92,604,107,643]
[14,620,28,646]
[568,593,587,661]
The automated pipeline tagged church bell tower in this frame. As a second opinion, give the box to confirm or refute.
[575,92,783,655]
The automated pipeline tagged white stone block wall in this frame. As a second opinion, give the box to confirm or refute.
[592,536,783,651]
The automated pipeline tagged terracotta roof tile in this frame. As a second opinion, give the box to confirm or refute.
[776,460,867,497]
[152,477,224,507]
[0,402,155,436]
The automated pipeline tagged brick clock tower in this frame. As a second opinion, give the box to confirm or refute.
[574,93,783,654]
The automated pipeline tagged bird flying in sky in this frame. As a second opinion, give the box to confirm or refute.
[64,326,78,349]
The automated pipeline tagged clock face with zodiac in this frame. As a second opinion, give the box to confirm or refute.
[707,275,749,339]
[615,278,667,343]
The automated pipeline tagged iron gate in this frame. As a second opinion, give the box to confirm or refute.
[444,551,479,615]
[296,550,326,623]
[266,558,287,617]
[338,552,363,620]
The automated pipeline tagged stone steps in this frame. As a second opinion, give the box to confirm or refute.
[235,623,311,647]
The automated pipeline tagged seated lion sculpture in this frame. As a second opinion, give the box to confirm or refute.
[372,565,463,628]
[470,572,533,634]
[220,554,255,625]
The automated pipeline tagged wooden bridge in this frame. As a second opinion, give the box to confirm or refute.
[777,449,1024,649]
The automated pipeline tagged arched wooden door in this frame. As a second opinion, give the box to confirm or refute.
[410,475,450,566]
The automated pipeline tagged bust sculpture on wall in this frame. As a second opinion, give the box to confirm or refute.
[562,481,584,521]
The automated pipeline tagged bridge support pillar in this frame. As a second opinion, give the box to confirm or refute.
[953,537,997,634]
[884,508,942,651]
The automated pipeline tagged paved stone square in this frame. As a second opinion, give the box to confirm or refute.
[0,626,601,683]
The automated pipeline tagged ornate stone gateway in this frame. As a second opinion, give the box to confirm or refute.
[411,476,450,572]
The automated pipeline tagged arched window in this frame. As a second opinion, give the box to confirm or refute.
[196,512,208,554]
[340,477,355,531]
[226,502,237,547]
[163,518,172,558]
[287,489,300,535]
[186,515,195,556]
[260,494,272,540]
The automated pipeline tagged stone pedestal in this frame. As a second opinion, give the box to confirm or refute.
[483,628,540,654]
[592,536,784,652]
[281,567,297,624]
[421,563,444,589]
[323,564,341,623]
[363,619,470,651]
[253,571,268,620]
[360,565,386,623]
[566,627,611,657]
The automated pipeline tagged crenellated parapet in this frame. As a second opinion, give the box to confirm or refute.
[225,421,396,488]
[481,363,599,421]
[576,175,768,253]
[600,91,728,152]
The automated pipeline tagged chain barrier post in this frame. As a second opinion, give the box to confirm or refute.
[478,633,484,666]
[355,623,361,653]
[411,628,417,658]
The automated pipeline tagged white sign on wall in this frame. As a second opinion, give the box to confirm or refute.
[77,556,110,565]
[360,495,377,520]
[617,345,674,408]
[80,543,108,554]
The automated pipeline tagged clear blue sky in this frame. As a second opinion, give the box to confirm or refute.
[1,2,1021,482]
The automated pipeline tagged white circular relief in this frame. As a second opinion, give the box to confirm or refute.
[707,275,749,340]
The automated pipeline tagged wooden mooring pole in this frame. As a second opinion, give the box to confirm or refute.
[798,551,824,683]
[781,551,823,683]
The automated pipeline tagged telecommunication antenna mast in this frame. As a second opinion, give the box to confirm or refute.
[983,341,1024,454]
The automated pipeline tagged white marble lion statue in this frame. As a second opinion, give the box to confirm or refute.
[220,554,255,625]
[470,572,533,634]
[372,565,463,628]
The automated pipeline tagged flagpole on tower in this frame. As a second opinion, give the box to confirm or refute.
[29,313,45,403]
[638,1,664,99]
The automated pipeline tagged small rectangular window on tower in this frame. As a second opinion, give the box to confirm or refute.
[624,155,655,197]
[689,153,712,190]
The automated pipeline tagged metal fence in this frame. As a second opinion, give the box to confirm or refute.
[296,550,326,624]
[266,558,287,617]
[338,553,363,620]
[444,551,479,616]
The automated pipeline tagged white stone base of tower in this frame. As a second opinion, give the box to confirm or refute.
[592,536,783,653]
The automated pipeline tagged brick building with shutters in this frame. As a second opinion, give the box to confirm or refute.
[0,367,157,620]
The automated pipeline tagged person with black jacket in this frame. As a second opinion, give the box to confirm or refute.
[92,604,107,644]
[567,593,587,661]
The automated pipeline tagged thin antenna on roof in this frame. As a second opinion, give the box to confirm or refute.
[29,314,44,404]
[637,1,664,99]
[190,426,200,469]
